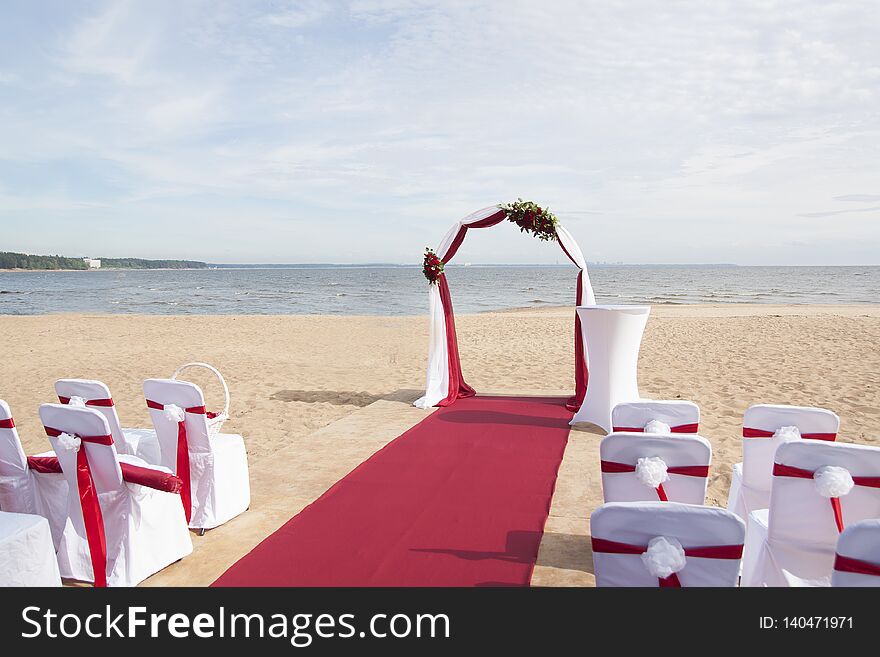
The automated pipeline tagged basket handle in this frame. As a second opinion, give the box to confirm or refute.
[171,362,230,418]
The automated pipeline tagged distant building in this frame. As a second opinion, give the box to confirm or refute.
[83,258,101,269]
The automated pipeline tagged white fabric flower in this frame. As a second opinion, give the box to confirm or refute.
[635,456,669,489]
[56,432,81,452]
[68,396,87,408]
[644,419,671,434]
[813,466,854,498]
[641,536,687,579]
[163,404,185,423]
[773,425,801,440]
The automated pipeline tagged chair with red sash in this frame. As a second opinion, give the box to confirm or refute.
[0,399,68,546]
[600,433,711,504]
[610,400,700,435]
[39,403,192,586]
[143,378,249,532]
[741,440,880,587]
[727,404,839,521]
[591,502,745,587]
[832,519,880,587]
[55,379,161,465]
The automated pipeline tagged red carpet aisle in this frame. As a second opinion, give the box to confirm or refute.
[213,396,572,586]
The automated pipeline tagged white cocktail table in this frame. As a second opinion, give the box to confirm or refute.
[569,304,651,431]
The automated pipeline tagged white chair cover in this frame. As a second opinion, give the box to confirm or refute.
[591,502,745,587]
[55,379,160,464]
[600,433,711,505]
[611,400,700,433]
[0,511,61,586]
[0,399,38,514]
[741,440,880,587]
[0,399,68,547]
[832,519,880,587]
[727,404,840,521]
[39,404,192,586]
[144,379,250,530]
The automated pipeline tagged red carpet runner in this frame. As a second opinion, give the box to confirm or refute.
[213,396,572,586]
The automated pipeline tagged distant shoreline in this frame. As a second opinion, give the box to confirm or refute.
[0,267,210,273]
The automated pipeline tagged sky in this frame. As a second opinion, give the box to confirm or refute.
[0,0,878,265]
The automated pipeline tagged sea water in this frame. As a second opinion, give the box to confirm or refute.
[0,265,877,316]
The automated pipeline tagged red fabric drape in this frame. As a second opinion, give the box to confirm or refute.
[557,235,589,411]
[27,455,183,493]
[435,209,588,408]
[436,274,476,406]
[612,422,700,433]
[772,463,880,533]
[743,427,836,440]
[44,426,113,587]
[590,537,743,587]
[435,209,507,406]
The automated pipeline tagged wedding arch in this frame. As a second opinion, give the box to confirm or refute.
[414,200,596,410]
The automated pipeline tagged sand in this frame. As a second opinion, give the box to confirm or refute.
[1,304,879,585]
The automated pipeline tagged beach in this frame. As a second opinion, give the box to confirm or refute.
[2,304,879,585]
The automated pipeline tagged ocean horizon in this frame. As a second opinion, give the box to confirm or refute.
[1,265,878,316]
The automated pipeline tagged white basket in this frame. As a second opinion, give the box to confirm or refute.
[171,362,229,436]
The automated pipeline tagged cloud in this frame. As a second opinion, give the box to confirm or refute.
[799,205,880,218]
[257,1,331,28]
[833,194,880,202]
[0,1,879,264]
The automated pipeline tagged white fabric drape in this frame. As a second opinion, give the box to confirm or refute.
[556,224,596,305]
[414,284,450,409]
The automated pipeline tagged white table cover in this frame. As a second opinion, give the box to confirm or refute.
[0,511,61,587]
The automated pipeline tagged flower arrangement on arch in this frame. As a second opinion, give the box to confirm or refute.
[423,248,444,283]
[501,199,559,241]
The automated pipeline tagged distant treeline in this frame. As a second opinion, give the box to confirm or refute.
[0,252,89,270]
[0,252,208,270]
[99,258,208,269]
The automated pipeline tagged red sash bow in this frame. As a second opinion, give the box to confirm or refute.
[612,423,699,434]
[834,554,880,578]
[44,426,113,587]
[58,396,115,407]
[743,427,836,441]
[600,460,709,501]
[772,463,880,533]
[591,537,743,587]
[0,417,14,429]
[146,400,208,523]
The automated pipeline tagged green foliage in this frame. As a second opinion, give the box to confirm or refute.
[0,252,88,270]
[98,258,207,269]
[0,252,208,270]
